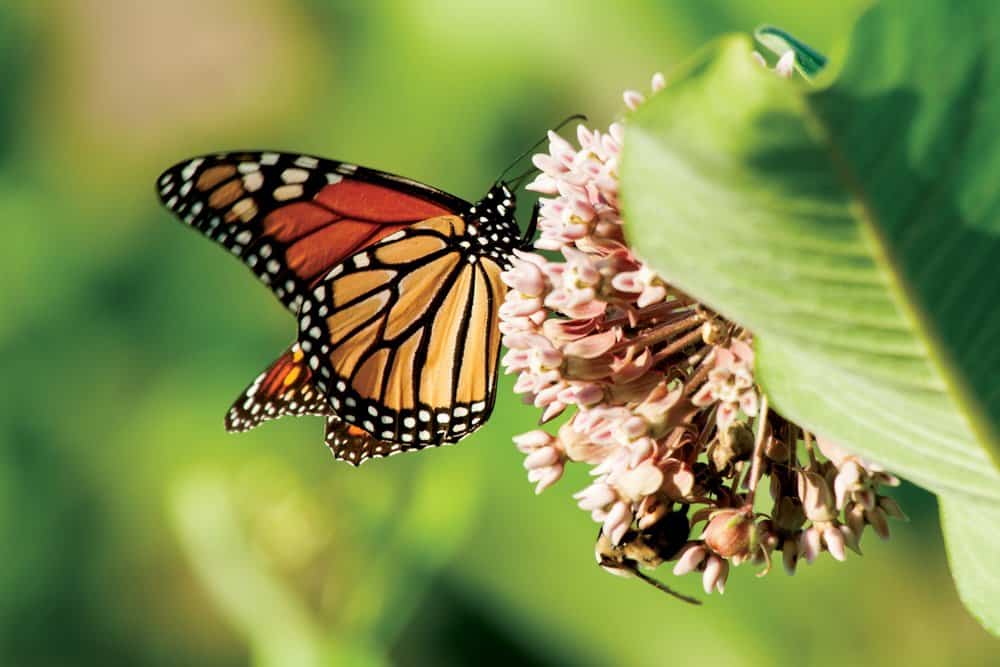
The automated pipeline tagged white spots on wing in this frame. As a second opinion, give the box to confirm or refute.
[325,264,343,281]
[232,198,257,222]
[281,168,310,184]
[313,285,326,301]
[308,326,321,339]
[260,244,273,258]
[381,230,406,244]
[238,161,259,174]
[246,255,258,268]
[336,380,346,391]
[353,253,370,269]
[295,156,319,168]
[336,163,358,175]
[181,158,204,181]
[471,401,486,413]
[166,195,179,209]
[266,259,280,274]
[191,201,203,215]
[179,181,192,197]
[345,397,357,408]
[419,430,431,441]
[274,184,303,201]
[308,356,319,370]
[436,413,450,424]
[454,406,468,417]
[260,152,280,166]
[243,171,264,192]
[326,173,343,184]
[418,410,431,422]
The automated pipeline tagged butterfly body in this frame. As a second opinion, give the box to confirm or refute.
[158,151,528,465]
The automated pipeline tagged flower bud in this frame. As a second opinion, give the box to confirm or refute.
[798,526,822,563]
[672,543,706,576]
[866,506,890,540]
[763,435,790,462]
[823,524,847,561]
[702,509,753,558]
[702,555,729,594]
[878,495,908,521]
[797,470,838,523]
[710,422,754,471]
[782,537,799,575]
[771,496,806,535]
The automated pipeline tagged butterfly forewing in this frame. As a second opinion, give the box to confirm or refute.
[156,152,467,313]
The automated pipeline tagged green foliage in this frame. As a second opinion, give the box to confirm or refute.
[624,0,1000,634]
[3,1,999,665]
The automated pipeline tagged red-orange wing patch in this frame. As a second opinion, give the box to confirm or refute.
[225,343,330,432]
[157,152,467,313]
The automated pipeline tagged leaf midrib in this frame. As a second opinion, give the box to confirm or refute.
[796,84,1000,471]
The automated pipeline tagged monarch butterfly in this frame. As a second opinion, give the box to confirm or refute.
[157,148,539,465]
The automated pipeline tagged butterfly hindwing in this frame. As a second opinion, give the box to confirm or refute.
[157,152,468,313]
[325,416,403,466]
[226,343,329,433]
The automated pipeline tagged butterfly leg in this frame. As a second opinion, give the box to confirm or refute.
[521,200,541,248]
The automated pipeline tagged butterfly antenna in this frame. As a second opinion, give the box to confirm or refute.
[497,113,588,183]
[507,165,540,191]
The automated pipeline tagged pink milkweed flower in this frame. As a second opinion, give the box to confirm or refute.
[514,430,566,494]
[499,71,904,597]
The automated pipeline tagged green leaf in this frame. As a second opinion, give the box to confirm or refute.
[753,25,828,78]
[623,0,1000,633]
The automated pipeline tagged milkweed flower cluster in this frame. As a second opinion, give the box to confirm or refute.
[500,73,906,599]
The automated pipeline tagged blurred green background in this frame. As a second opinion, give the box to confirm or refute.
[3,1,998,665]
